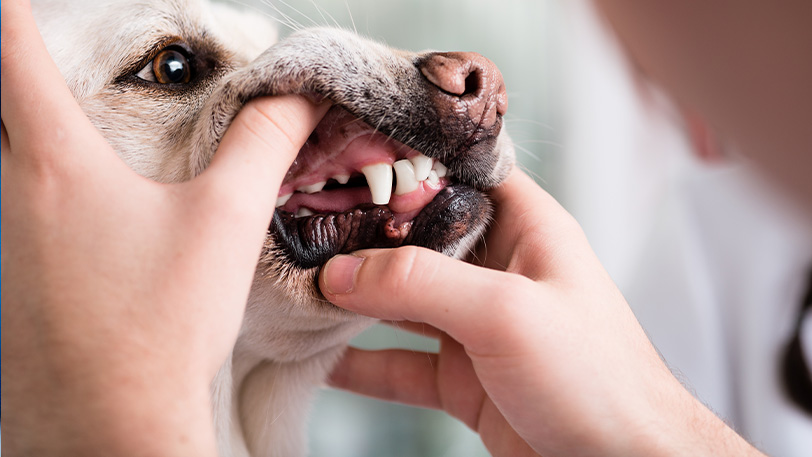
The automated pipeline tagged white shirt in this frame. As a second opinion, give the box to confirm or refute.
[560,2,812,454]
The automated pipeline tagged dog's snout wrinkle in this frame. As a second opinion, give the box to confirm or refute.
[419,51,508,131]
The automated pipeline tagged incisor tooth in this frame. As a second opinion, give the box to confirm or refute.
[361,163,393,205]
[276,193,292,207]
[393,159,419,195]
[432,161,448,178]
[296,207,314,218]
[298,181,326,194]
[409,153,433,181]
[427,170,440,186]
[333,174,350,185]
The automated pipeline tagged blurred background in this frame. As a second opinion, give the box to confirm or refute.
[234,1,812,456]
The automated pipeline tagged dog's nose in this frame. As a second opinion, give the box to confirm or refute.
[419,52,508,130]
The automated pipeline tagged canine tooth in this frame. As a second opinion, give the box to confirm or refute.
[276,193,293,207]
[298,181,327,194]
[432,161,448,178]
[409,153,433,181]
[393,159,419,195]
[296,207,314,218]
[427,170,440,186]
[361,163,393,205]
[333,174,350,185]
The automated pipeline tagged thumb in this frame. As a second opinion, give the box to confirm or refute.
[319,246,538,352]
[193,95,330,215]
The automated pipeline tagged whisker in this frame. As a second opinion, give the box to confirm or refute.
[320,4,343,29]
[343,0,358,35]
[263,0,307,32]
[512,143,543,163]
[517,161,548,186]
[258,0,302,32]
[516,139,563,148]
[502,115,556,131]
[275,0,320,29]
[306,0,330,28]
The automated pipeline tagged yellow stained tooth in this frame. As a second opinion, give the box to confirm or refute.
[361,163,393,205]
[393,159,419,195]
[298,181,327,194]
[409,153,433,181]
[296,207,314,218]
[276,193,292,207]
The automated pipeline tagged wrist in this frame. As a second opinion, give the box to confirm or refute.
[627,382,764,457]
[3,353,218,457]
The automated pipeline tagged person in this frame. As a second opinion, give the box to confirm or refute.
[2,1,810,457]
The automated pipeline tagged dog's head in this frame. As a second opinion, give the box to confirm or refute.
[34,0,514,360]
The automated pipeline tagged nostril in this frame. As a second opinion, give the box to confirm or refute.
[420,51,508,124]
[420,55,468,96]
[463,70,480,97]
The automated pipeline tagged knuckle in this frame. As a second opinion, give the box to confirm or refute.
[239,99,299,153]
[486,274,539,327]
[375,246,427,297]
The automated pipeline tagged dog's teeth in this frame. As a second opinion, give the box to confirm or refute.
[361,163,393,205]
[333,174,350,185]
[427,170,440,186]
[409,153,433,181]
[298,181,326,194]
[296,207,314,218]
[276,193,292,207]
[393,159,419,195]
[432,161,448,178]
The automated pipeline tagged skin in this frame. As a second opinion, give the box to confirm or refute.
[1,1,328,455]
[2,1,808,457]
[321,171,765,457]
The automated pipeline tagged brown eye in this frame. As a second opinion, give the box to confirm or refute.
[152,48,191,84]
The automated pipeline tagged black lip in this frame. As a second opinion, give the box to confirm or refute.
[271,184,490,269]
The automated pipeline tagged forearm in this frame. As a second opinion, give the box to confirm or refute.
[2,355,218,457]
[629,381,766,457]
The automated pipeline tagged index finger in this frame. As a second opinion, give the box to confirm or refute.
[476,168,596,281]
[319,247,545,355]
[0,1,104,157]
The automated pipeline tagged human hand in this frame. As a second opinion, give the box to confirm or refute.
[320,170,764,457]
[1,2,328,455]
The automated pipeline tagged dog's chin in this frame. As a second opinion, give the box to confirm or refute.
[264,105,494,272]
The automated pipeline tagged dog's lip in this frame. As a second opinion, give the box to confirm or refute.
[270,184,486,270]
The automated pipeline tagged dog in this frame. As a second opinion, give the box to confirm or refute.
[31,0,514,455]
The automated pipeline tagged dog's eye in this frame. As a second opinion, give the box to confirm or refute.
[136,47,192,84]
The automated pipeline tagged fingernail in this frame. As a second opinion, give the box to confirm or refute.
[322,254,364,295]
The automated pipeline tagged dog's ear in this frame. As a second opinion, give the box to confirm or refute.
[207,2,278,62]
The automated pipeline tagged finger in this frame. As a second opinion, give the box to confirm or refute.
[478,168,594,281]
[0,1,106,158]
[328,347,441,410]
[478,397,542,457]
[192,96,330,219]
[319,246,542,352]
